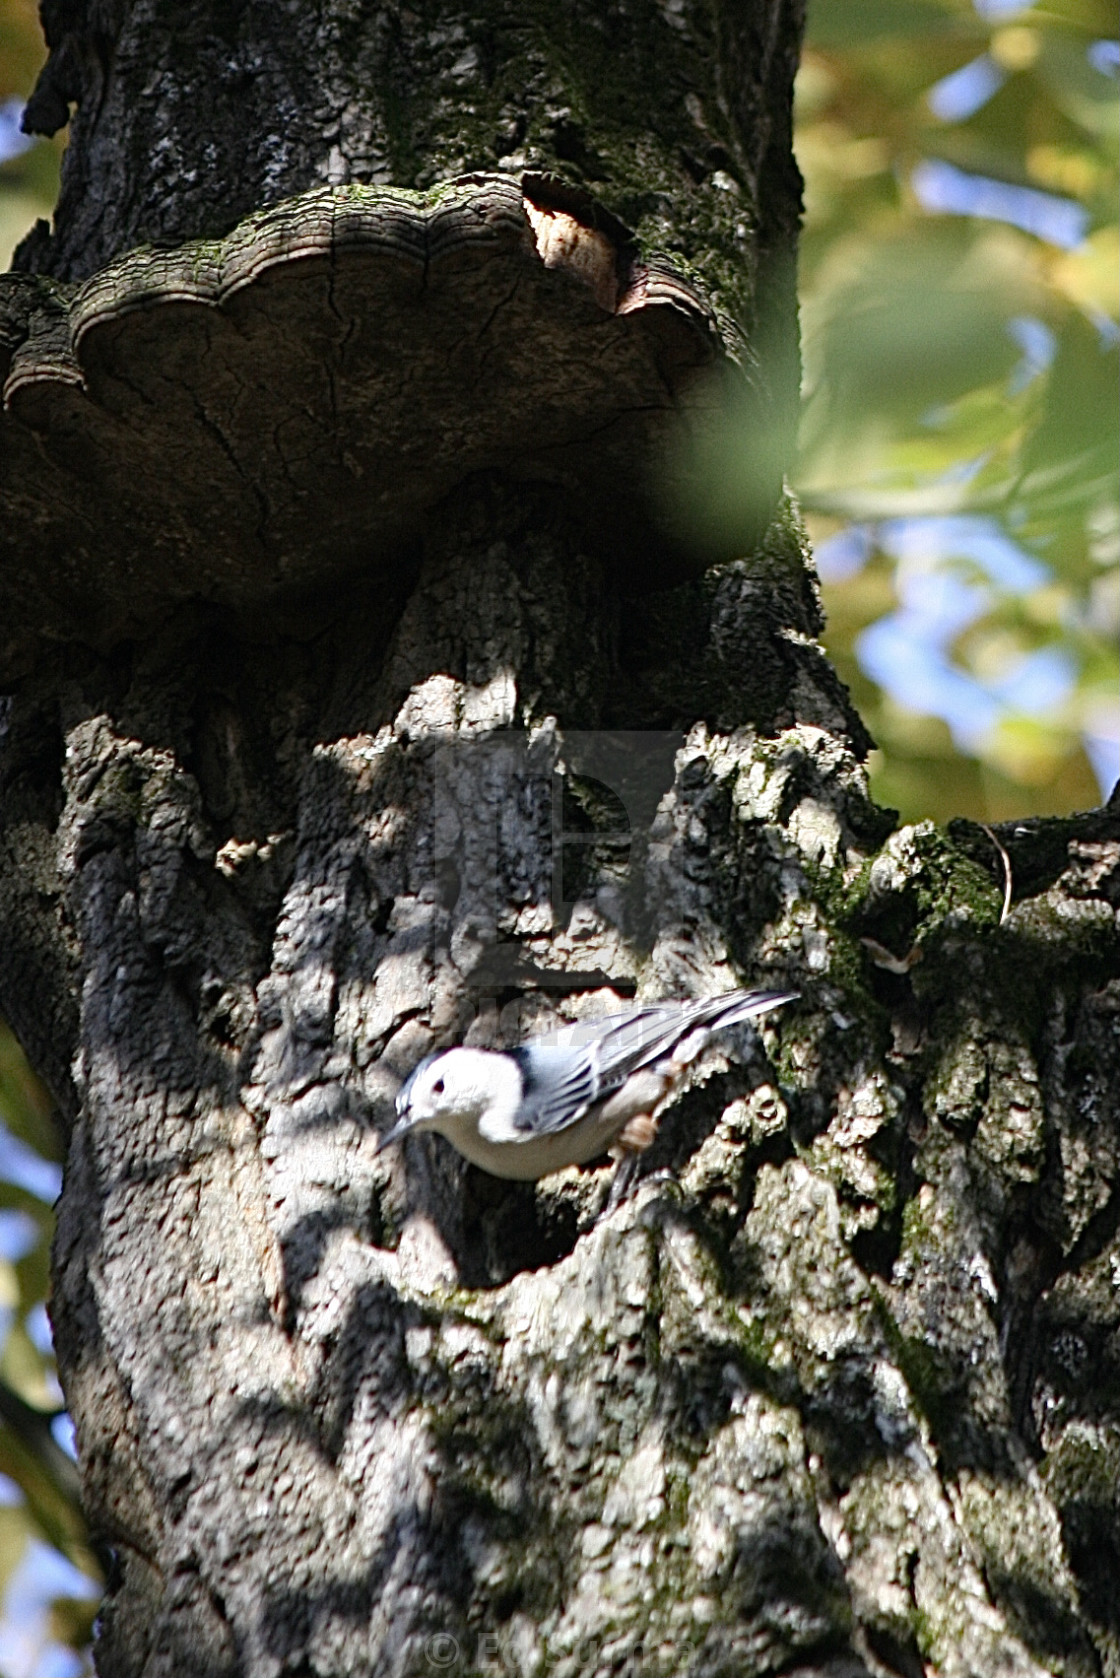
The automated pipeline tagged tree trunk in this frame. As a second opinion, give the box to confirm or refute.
[1,5,1118,1677]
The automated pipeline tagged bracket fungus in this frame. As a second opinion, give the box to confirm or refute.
[0,172,769,681]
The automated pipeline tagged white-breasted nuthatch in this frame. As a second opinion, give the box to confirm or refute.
[378,989,795,1181]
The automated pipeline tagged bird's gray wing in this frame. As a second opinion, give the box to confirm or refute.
[506,1003,695,1136]
[509,1043,602,1135]
[584,990,796,1088]
[587,996,735,1086]
[511,991,795,1136]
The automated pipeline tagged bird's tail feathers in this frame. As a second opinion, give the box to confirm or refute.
[712,988,799,1031]
[669,989,795,1067]
[585,986,797,1080]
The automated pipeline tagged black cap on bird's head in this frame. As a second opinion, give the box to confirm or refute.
[375,1052,446,1154]
[394,1052,446,1116]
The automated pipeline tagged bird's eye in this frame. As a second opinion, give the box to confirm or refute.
[432,1077,445,1096]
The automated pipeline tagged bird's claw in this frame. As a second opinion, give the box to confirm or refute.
[603,1150,643,1215]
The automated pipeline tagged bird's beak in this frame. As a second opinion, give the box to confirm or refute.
[375,1113,419,1154]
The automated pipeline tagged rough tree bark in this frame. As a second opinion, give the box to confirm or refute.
[1,4,1118,1677]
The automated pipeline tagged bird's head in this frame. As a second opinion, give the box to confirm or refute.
[378,1047,500,1151]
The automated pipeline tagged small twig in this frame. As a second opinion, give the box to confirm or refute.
[979,822,1013,925]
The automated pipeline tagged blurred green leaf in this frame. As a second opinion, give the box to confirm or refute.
[1,0,62,269]
[49,1591,99,1653]
[0,1018,61,1161]
[807,0,978,48]
[0,1378,92,1576]
[1017,314,1120,514]
[795,0,1118,823]
[0,1016,99,1651]
[0,1502,31,1599]
[1035,30,1120,144]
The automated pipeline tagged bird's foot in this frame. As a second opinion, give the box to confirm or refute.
[614,1112,658,1154]
[603,1152,641,1215]
[602,1113,659,1214]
